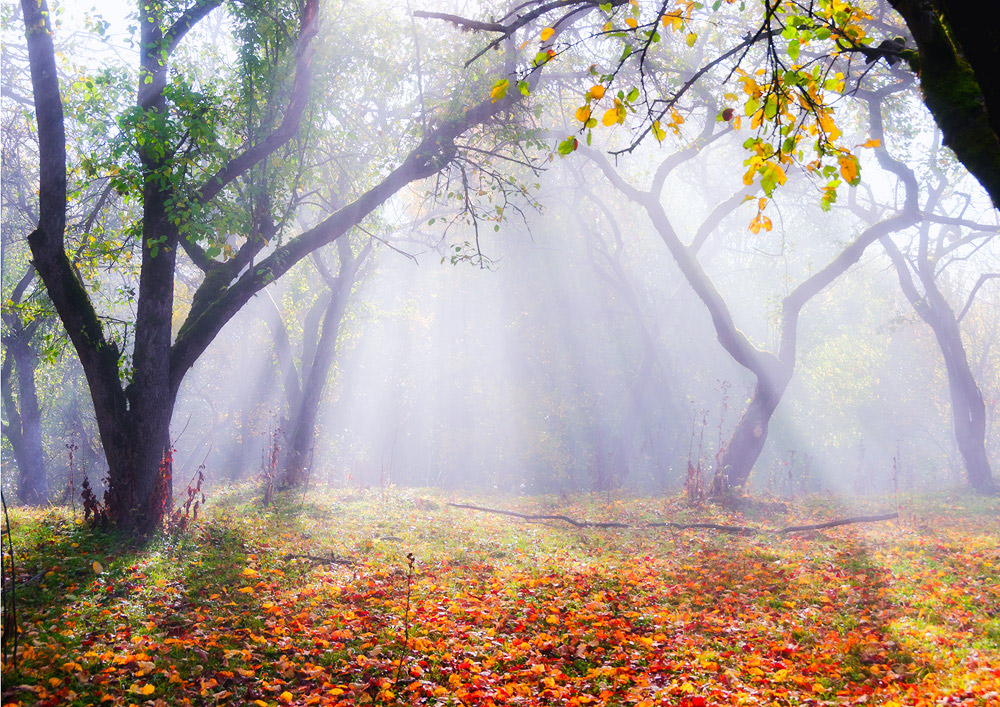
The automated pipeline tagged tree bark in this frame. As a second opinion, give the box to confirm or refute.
[888,0,1000,208]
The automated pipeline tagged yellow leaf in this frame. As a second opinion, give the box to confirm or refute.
[575,106,591,123]
[838,154,859,183]
[686,32,697,47]
[242,568,259,577]
[540,27,554,41]
[589,85,606,100]
[255,701,269,707]
[651,120,666,142]
[625,17,637,28]
[280,691,294,703]
[490,79,509,103]
[546,614,559,624]
[238,586,254,594]
[602,107,619,126]
[861,138,881,148]
[92,561,104,574]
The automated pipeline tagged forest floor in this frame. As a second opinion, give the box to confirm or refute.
[1,487,998,706]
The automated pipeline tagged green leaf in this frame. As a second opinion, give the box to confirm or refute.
[764,94,778,120]
[626,87,640,103]
[557,135,578,155]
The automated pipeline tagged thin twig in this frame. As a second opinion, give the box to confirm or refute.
[394,552,416,684]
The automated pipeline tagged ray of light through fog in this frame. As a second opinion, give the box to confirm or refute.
[3,0,998,511]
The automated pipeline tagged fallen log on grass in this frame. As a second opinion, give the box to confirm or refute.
[446,503,898,535]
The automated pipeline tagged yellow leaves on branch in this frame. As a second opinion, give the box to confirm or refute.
[602,99,626,126]
[588,85,606,100]
[838,153,860,185]
[575,106,592,123]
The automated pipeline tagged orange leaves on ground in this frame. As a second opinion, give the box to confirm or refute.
[4,499,999,707]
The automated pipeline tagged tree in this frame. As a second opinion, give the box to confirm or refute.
[1,268,48,504]
[856,134,998,493]
[886,0,1000,208]
[585,79,920,490]
[260,238,372,487]
[18,0,583,529]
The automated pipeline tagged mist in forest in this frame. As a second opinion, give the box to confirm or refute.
[2,0,999,507]
[167,117,999,499]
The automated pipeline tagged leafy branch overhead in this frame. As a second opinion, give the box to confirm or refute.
[460,0,996,219]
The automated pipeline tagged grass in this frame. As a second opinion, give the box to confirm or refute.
[2,486,999,706]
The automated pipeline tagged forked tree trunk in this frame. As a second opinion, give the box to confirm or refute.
[882,236,996,494]
[20,0,558,530]
[279,239,369,487]
[586,80,918,491]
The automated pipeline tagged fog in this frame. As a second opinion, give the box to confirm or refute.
[169,107,999,498]
[2,0,999,507]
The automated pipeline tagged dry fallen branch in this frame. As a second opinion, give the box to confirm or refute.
[446,503,630,528]
[774,513,900,534]
[284,553,357,567]
[446,503,898,535]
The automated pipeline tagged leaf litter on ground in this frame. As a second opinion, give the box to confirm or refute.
[2,487,999,706]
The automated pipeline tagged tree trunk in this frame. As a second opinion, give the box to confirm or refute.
[21,0,553,529]
[715,367,790,488]
[888,0,1000,208]
[282,241,367,486]
[881,237,997,494]
[1,268,48,505]
[942,336,996,493]
[1,342,48,504]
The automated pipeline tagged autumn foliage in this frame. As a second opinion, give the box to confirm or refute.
[2,491,998,706]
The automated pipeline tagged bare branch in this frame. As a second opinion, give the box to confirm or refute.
[163,0,225,57]
[957,273,1000,323]
[195,0,319,205]
[411,11,505,33]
